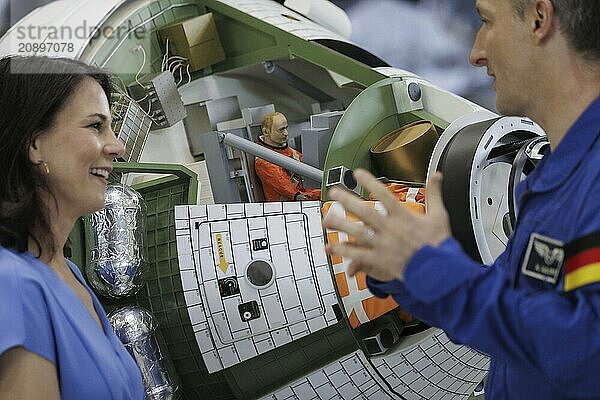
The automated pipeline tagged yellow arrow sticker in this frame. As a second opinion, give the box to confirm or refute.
[215,234,228,273]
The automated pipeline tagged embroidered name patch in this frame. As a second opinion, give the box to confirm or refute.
[521,233,564,284]
[564,231,600,292]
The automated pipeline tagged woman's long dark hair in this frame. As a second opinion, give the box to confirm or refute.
[0,56,113,255]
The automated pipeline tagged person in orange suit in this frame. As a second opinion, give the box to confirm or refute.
[255,112,321,201]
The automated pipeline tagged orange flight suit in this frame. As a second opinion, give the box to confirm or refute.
[255,137,321,201]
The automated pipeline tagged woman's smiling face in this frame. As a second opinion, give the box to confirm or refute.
[30,77,125,220]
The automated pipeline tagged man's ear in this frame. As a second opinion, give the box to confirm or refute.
[532,0,556,43]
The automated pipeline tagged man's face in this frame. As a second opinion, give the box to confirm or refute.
[470,0,534,115]
[266,114,289,146]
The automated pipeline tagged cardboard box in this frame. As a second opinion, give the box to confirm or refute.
[158,13,225,72]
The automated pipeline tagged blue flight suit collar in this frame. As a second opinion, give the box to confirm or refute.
[519,96,600,197]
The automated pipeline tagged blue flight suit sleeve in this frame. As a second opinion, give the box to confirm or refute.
[369,232,600,398]
[369,96,600,398]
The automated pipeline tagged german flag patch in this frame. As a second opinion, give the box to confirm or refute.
[564,231,600,292]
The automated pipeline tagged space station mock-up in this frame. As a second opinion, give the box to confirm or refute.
[1,0,550,399]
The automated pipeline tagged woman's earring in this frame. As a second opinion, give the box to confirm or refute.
[39,161,50,175]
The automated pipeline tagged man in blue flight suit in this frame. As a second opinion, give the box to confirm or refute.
[323,0,600,398]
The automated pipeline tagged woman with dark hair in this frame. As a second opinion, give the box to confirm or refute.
[0,56,144,399]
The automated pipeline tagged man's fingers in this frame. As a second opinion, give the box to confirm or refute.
[326,243,388,277]
[322,214,369,241]
[346,259,366,277]
[329,185,385,227]
[353,169,406,214]
[347,257,398,282]
[425,172,447,218]
[326,242,370,262]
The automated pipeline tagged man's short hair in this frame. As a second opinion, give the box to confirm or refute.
[511,0,600,61]
[261,112,284,134]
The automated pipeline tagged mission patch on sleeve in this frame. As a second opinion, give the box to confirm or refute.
[521,233,564,284]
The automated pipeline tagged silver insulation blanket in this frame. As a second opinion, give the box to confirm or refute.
[108,306,179,400]
[87,183,148,298]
